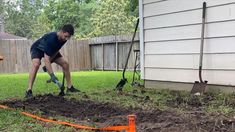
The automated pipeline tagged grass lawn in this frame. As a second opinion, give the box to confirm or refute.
[0,71,148,108]
[0,71,133,100]
[0,71,146,131]
[1,71,235,131]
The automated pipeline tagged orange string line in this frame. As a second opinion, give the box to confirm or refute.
[0,104,136,131]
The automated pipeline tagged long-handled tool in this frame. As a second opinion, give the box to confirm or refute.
[42,66,65,96]
[59,73,65,96]
[131,49,142,87]
[115,18,139,91]
[191,2,208,94]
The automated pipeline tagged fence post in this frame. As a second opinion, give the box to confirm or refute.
[116,42,119,71]
[102,43,104,71]
[89,44,93,70]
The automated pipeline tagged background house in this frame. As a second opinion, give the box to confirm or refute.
[139,0,235,92]
[0,32,27,40]
[0,18,27,40]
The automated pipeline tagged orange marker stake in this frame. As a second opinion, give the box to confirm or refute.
[128,115,136,132]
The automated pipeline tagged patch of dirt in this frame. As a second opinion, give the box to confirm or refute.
[1,94,235,132]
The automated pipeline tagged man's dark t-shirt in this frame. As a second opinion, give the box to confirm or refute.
[31,32,66,57]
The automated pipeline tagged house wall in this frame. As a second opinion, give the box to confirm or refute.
[140,0,235,88]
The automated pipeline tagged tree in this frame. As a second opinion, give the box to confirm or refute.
[0,1,7,32]
[31,12,52,38]
[2,0,138,39]
[4,0,44,38]
[126,0,139,17]
[43,0,98,38]
[0,0,4,15]
[44,0,80,31]
[90,0,137,37]
[76,0,97,38]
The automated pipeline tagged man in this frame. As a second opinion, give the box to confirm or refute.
[25,24,80,98]
[0,55,3,60]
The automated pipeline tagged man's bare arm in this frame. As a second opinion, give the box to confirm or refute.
[44,53,53,74]
[44,53,61,84]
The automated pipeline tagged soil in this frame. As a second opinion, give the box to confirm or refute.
[1,93,235,132]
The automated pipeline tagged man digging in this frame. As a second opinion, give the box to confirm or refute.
[25,24,80,98]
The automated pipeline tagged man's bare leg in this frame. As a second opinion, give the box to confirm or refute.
[54,57,72,87]
[27,58,41,91]
[54,57,79,92]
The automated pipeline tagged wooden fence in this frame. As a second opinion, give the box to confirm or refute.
[0,40,32,73]
[0,34,139,73]
[89,34,140,70]
[0,39,91,73]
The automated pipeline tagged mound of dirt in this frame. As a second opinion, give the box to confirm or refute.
[1,94,235,132]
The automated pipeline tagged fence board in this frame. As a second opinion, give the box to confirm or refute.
[90,45,103,69]
[104,43,116,70]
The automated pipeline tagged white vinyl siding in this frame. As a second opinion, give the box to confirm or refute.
[140,0,235,85]
[145,69,235,86]
[144,3,235,29]
[145,21,235,42]
[145,38,235,54]
[143,0,235,17]
[145,54,235,70]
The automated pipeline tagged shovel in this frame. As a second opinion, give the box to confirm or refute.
[42,66,65,96]
[58,73,65,96]
[115,18,139,91]
[191,2,208,95]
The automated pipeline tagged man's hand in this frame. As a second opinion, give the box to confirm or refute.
[50,73,59,83]
[0,56,4,60]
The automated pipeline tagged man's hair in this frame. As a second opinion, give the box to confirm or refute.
[61,24,74,36]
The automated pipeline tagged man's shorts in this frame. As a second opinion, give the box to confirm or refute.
[30,48,62,63]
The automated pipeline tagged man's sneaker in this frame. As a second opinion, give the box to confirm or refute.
[25,90,33,98]
[67,85,80,93]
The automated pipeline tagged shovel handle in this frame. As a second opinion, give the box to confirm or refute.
[54,80,62,88]
[202,2,206,19]
[199,2,206,82]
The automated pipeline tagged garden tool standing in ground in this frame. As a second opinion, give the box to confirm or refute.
[115,18,139,91]
[191,2,208,95]
[131,49,143,87]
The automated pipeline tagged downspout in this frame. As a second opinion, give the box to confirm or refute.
[138,0,145,79]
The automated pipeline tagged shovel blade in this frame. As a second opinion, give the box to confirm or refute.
[115,78,127,91]
[191,81,207,94]
[59,90,65,96]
